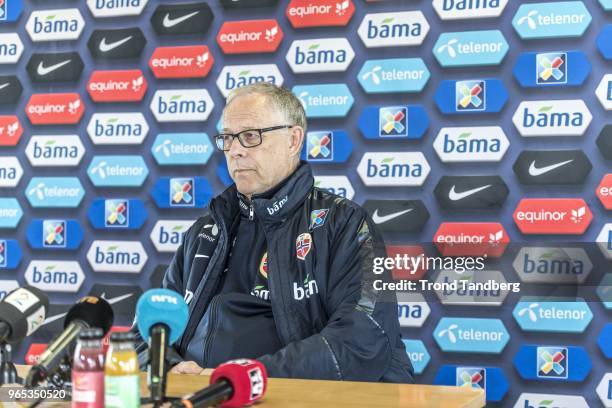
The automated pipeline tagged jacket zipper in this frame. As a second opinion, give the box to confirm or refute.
[249,203,254,220]
[202,295,220,367]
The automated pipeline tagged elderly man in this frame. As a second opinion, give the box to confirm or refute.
[139,82,414,383]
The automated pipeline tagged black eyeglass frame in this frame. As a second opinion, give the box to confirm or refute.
[214,125,294,151]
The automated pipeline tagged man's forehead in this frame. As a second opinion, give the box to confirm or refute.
[223,94,283,130]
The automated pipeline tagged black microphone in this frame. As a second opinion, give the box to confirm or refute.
[25,296,113,387]
[0,286,49,343]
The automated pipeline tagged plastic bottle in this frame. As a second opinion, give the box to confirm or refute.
[72,328,105,408]
[104,331,140,408]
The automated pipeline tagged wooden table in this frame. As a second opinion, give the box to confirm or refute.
[9,365,485,408]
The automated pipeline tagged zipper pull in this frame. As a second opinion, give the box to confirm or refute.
[249,204,254,220]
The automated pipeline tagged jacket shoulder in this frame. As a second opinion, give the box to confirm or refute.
[312,187,368,221]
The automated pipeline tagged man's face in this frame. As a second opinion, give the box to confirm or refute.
[223,93,300,198]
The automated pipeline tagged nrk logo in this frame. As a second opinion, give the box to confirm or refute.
[0,75,21,106]
[25,177,84,208]
[313,176,354,200]
[150,89,214,122]
[150,220,194,253]
[151,133,213,166]
[150,2,213,36]
[151,177,211,209]
[87,0,148,18]
[24,260,84,292]
[357,11,429,48]
[149,45,213,79]
[27,52,84,83]
[88,198,147,230]
[87,70,147,102]
[359,105,428,140]
[216,65,283,98]
[433,30,508,67]
[0,157,22,188]
[26,93,84,125]
[433,0,508,20]
[456,367,486,390]
[0,33,23,64]
[0,116,22,146]
[513,198,592,235]
[88,28,146,60]
[26,219,83,250]
[217,19,282,54]
[0,240,21,270]
[435,79,508,115]
[286,38,354,73]
[0,198,22,229]
[357,152,430,187]
[0,0,22,22]
[434,222,509,257]
[86,240,148,273]
[513,99,592,137]
[87,156,148,187]
[537,347,568,379]
[513,50,590,88]
[513,1,592,39]
[434,317,509,353]
[87,113,149,145]
[512,247,592,284]
[26,8,85,42]
[25,135,85,168]
[293,84,353,118]
[358,58,429,93]
[286,0,354,28]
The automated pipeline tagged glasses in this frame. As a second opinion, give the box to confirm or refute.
[214,125,293,151]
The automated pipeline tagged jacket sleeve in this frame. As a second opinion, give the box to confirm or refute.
[257,208,414,383]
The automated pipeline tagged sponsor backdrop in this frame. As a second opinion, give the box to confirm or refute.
[0,0,611,406]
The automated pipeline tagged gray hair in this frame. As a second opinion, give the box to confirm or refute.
[225,82,307,133]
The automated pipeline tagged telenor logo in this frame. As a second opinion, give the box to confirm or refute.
[25,177,84,208]
[358,11,429,48]
[402,340,430,375]
[150,220,195,253]
[26,8,85,42]
[433,30,508,67]
[433,0,508,20]
[151,133,213,166]
[313,176,354,200]
[293,84,353,118]
[149,45,213,79]
[88,28,146,60]
[150,89,214,122]
[87,155,148,187]
[512,247,592,284]
[87,113,149,145]
[86,241,148,273]
[513,1,592,39]
[434,317,509,354]
[434,222,509,257]
[217,19,282,54]
[513,297,592,333]
[87,70,147,102]
[24,260,84,292]
[25,135,85,167]
[358,58,429,93]
[357,152,430,187]
[216,64,283,98]
[286,38,354,73]
[26,93,84,125]
[150,2,213,36]
[0,33,23,64]
[513,198,592,235]
[512,99,592,137]
[87,0,148,18]
[286,0,354,28]
[0,199,22,229]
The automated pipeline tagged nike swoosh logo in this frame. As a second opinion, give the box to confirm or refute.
[372,208,413,224]
[0,83,9,91]
[162,11,199,28]
[37,59,71,76]
[195,254,209,259]
[99,36,133,52]
[528,159,574,176]
[42,293,134,326]
[448,184,491,201]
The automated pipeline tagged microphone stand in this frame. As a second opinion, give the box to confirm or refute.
[27,357,72,408]
[0,342,21,385]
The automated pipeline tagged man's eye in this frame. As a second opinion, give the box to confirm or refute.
[243,132,259,141]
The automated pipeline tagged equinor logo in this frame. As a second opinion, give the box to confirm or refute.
[513,1,591,39]
[434,317,509,353]
[433,30,508,67]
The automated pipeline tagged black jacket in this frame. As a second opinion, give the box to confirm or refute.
[136,163,414,383]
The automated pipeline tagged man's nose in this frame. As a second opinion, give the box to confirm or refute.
[228,137,247,158]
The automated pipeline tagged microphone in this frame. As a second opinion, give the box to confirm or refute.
[25,296,113,387]
[136,289,188,405]
[0,286,49,343]
[172,359,267,408]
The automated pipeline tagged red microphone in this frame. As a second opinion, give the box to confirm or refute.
[172,359,268,408]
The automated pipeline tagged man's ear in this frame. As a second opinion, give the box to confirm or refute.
[288,126,305,158]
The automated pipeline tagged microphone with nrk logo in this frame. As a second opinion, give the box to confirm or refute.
[172,359,268,408]
[25,296,114,387]
[0,286,49,344]
[136,288,189,405]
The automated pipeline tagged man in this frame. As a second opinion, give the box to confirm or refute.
[137,82,414,383]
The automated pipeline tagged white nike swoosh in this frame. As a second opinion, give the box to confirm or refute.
[42,293,134,326]
[372,208,413,224]
[448,184,491,201]
[195,254,209,258]
[42,312,67,326]
[528,159,574,177]
[37,59,71,76]
[0,83,9,91]
[162,11,199,28]
[99,36,133,52]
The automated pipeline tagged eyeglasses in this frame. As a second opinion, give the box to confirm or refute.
[214,125,293,151]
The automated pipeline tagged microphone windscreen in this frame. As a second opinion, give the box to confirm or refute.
[1,286,50,342]
[65,296,114,334]
[135,289,188,344]
[210,359,267,408]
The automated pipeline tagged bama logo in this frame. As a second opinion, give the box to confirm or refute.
[357,152,430,187]
[434,270,509,306]
[24,261,84,292]
[87,198,147,230]
[151,133,213,166]
[293,275,319,301]
[596,74,612,111]
[26,8,85,42]
[286,0,354,28]
[87,113,149,145]
[286,38,354,73]
[357,11,430,48]
[87,0,148,18]
[433,30,508,67]
[0,33,23,64]
[434,317,509,353]
[293,84,353,118]
[0,157,22,188]
[25,135,85,167]
[149,46,213,79]
[397,293,430,328]
[596,223,612,260]
[513,198,592,235]
[514,345,591,382]
[434,78,508,115]
[25,93,84,125]
[87,155,148,187]
[512,1,591,40]
[86,241,147,273]
[513,297,592,333]
[150,89,214,122]
[513,247,592,284]
[150,220,194,253]
[513,100,592,137]
[434,222,509,257]
[596,373,612,407]
[87,70,147,102]
[313,176,355,200]
[217,19,282,54]
[25,177,84,208]
[513,51,591,88]
[0,116,22,146]
[358,58,429,94]
[216,64,283,98]
[513,393,589,408]
[433,0,508,20]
